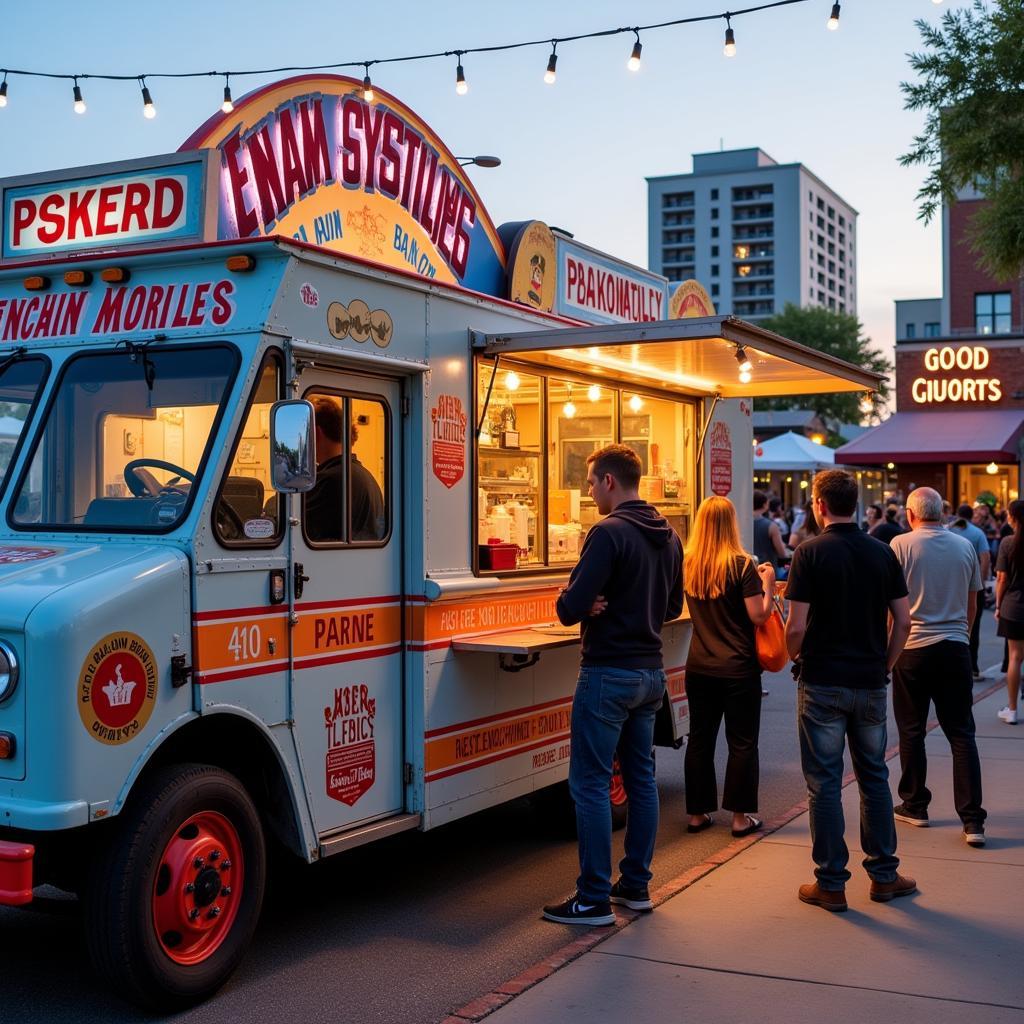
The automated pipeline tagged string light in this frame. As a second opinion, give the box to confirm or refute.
[362,64,374,101]
[627,31,643,71]
[723,15,737,57]
[827,3,840,30]
[72,77,86,114]
[628,394,644,412]
[739,369,752,385]
[734,345,752,373]
[0,1,832,119]
[986,461,999,475]
[504,370,520,391]
[562,386,577,419]
[859,392,874,415]
[221,75,233,113]
[544,44,558,84]
[140,77,156,119]
[587,384,601,402]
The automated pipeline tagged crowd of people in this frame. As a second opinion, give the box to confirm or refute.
[543,445,1023,925]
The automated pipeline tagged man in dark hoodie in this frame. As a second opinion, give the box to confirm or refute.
[543,445,683,926]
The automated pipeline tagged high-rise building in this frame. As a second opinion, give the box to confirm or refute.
[647,148,857,320]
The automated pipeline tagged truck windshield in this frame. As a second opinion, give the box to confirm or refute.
[11,344,238,532]
[0,354,48,495]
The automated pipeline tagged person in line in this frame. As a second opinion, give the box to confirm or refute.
[544,445,683,926]
[768,496,790,545]
[950,503,991,680]
[890,487,987,847]
[871,503,905,545]
[785,469,915,912]
[306,398,385,543]
[753,490,788,570]
[788,502,820,548]
[995,499,1024,725]
[683,497,775,838]
[865,503,883,534]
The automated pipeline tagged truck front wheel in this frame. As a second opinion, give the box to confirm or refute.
[85,763,266,1010]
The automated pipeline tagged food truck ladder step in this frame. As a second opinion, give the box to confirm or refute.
[318,813,421,859]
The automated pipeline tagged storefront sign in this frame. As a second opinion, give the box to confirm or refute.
[504,220,556,312]
[668,280,716,319]
[911,345,1002,404]
[1,155,211,261]
[709,421,733,496]
[431,393,467,488]
[554,235,666,325]
[181,75,506,296]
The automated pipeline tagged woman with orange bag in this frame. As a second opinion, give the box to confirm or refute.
[683,496,777,837]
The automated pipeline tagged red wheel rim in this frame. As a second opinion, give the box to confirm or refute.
[610,755,627,806]
[152,810,245,965]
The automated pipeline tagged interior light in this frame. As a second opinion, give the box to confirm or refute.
[886,462,895,470]
[563,400,577,418]
[986,462,999,475]
[800,479,810,489]
[504,370,520,391]
[628,394,643,412]
[827,3,841,30]
[810,433,825,445]
[627,34,642,71]
[587,384,601,402]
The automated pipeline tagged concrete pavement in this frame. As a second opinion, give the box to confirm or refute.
[459,682,1023,1024]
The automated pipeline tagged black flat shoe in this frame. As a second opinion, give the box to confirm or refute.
[731,814,763,838]
[687,813,714,833]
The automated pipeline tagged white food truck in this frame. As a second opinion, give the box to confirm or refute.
[0,75,882,1007]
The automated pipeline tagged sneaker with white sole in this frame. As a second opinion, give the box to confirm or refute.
[609,879,653,912]
[963,827,986,848]
[893,803,929,827]
[997,706,1018,725]
[542,892,615,926]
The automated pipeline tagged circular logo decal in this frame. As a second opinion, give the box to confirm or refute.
[347,299,371,342]
[327,301,350,339]
[369,309,394,348]
[78,632,158,745]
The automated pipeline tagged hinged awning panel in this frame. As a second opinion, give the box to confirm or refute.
[474,315,884,399]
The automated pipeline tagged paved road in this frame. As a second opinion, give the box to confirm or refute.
[2,617,1006,1024]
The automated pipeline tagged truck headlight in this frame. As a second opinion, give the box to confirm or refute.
[0,641,19,702]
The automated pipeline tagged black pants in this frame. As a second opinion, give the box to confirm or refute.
[969,590,983,672]
[684,671,761,814]
[892,640,986,828]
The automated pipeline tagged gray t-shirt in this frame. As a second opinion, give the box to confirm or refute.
[891,524,982,649]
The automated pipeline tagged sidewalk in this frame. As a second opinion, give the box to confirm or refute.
[474,683,1023,1024]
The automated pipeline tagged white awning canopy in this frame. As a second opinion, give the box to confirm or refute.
[472,315,884,399]
[754,431,837,471]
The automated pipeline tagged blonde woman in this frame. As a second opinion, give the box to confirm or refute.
[684,496,776,837]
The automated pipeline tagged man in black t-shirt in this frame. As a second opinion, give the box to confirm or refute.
[785,470,915,912]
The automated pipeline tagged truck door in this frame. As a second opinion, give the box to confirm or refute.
[290,368,404,835]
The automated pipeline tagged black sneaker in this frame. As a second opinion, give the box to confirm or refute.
[963,826,986,847]
[893,803,929,827]
[609,880,653,912]
[542,893,615,926]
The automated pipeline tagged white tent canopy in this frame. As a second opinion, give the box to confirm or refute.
[753,431,837,471]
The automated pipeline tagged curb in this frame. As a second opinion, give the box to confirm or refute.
[441,673,1008,1023]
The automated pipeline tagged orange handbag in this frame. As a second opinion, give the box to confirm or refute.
[755,590,788,673]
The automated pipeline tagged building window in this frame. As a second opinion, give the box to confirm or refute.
[905,323,917,339]
[817,233,825,247]
[827,205,835,220]
[809,229,814,241]
[711,245,719,257]
[839,285,846,299]
[828,261,835,274]
[711,226,719,238]
[975,292,1012,334]
[839,303,846,314]
[808,191,814,203]
[828,278,835,292]
[839,214,846,228]
[924,322,940,338]
[736,264,750,277]
[818,254,825,268]
[711,264,720,277]
[711,284,720,297]
[817,216,825,229]
[838,232,845,246]
[809,268,814,280]
[817,197,825,211]
[710,188,719,200]
[710,207,719,220]
[827,242,835,256]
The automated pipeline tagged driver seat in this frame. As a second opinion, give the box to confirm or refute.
[83,497,157,526]
[221,476,265,522]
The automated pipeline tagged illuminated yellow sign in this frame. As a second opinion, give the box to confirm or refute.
[911,345,1002,404]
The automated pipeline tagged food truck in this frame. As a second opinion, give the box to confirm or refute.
[0,76,883,1007]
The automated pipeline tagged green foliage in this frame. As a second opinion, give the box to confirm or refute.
[900,0,1024,280]
[753,304,892,429]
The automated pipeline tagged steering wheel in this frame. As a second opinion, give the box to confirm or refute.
[216,500,246,541]
[124,458,195,498]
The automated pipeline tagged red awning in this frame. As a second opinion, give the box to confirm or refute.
[836,410,1024,465]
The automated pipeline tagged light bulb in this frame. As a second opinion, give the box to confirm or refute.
[587,384,601,402]
[986,462,999,475]
[455,63,468,95]
[628,394,643,412]
[724,26,736,57]
[363,76,374,102]
[544,52,557,84]
[221,83,234,114]
[739,369,752,385]
[859,395,874,414]
[827,3,840,30]
[73,83,86,114]
[563,400,577,418]
[0,79,8,108]
[627,39,642,72]
[141,83,156,119]
[504,370,520,391]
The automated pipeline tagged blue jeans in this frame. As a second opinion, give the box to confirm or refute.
[797,683,900,890]
[568,665,666,904]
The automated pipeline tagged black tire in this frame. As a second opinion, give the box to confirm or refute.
[84,763,266,1011]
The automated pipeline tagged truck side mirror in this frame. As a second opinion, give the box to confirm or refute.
[271,399,317,493]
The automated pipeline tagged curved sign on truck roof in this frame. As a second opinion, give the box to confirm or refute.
[180,74,506,296]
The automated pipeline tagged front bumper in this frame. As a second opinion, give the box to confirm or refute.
[0,839,33,905]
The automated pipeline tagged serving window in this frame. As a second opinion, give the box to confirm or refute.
[475,360,697,573]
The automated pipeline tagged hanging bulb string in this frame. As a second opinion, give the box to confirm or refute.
[0,0,810,92]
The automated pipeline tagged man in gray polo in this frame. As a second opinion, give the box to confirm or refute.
[891,488,987,847]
